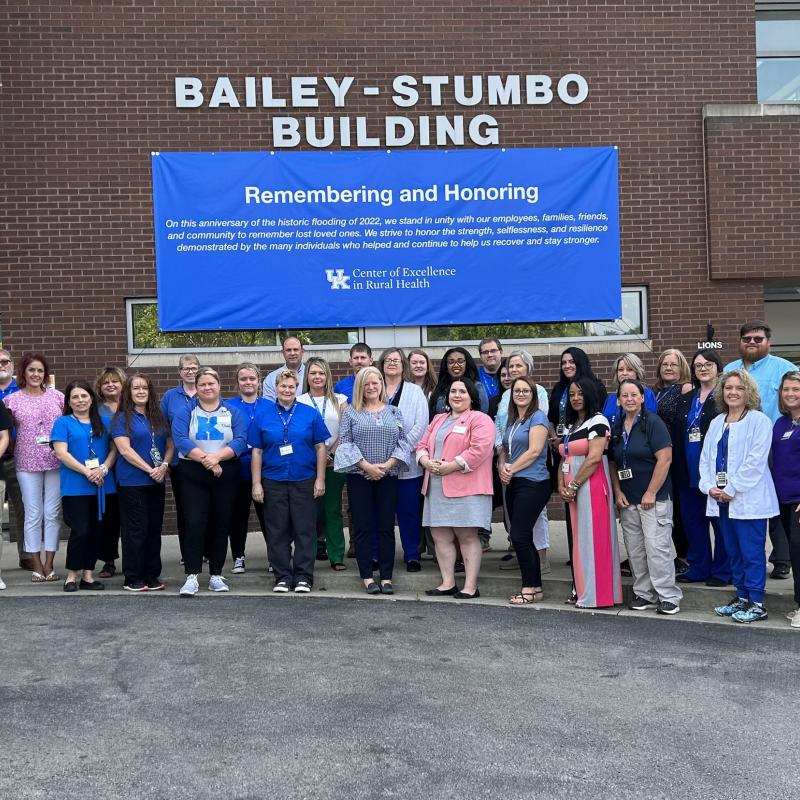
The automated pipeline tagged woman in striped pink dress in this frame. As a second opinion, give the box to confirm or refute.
[558,376,622,608]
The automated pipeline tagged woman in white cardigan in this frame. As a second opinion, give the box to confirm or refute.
[378,348,431,571]
[699,369,778,623]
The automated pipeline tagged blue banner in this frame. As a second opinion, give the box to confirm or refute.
[152,147,620,330]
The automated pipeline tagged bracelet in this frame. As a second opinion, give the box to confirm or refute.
[568,480,580,492]
[101,465,109,476]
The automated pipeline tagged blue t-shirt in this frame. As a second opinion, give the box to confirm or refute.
[111,412,170,487]
[227,396,272,481]
[478,367,500,401]
[50,415,117,497]
[333,375,356,404]
[602,387,658,428]
[502,409,549,481]
[248,400,330,482]
[609,412,672,505]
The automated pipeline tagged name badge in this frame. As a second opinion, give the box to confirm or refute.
[36,435,50,445]
[716,471,728,488]
[783,430,794,441]
[85,458,100,469]
[279,444,294,456]
[556,424,566,437]
[688,428,701,443]
[453,425,467,434]
[561,462,570,474]
[618,468,633,481]
[150,448,163,466]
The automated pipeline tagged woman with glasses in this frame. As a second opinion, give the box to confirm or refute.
[378,349,429,571]
[771,372,800,628]
[672,349,730,586]
[94,365,127,580]
[700,370,778,623]
[429,348,489,416]
[602,354,658,428]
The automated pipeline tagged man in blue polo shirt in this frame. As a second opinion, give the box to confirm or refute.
[725,320,797,579]
[477,337,504,400]
[334,342,373,403]
[0,349,33,571]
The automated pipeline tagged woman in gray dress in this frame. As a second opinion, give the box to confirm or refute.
[417,378,496,599]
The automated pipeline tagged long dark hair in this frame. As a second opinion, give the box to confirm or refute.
[550,347,605,425]
[116,373,168,438]
[564,377,602,426]
[447,377,481,411]
[507,376,540,424]
[429,347,480,416]
[62,380,105,438]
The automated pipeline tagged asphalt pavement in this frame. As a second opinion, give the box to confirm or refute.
[2,596,799,800]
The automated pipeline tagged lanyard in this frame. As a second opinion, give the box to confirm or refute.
[656,384,678,404]
[506,420,523,461]
[688,393,704,431]
[310,396,327,420]
[559,388,568,421]
[621,415,639,469]
[276,402,297,443]
[563,426,573,457]
[720,424,730,472]
[72,416,97,458]
[240,400,257,424]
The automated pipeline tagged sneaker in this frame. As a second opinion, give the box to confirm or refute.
[786,608,799,621]
[146,578,166,591]
[714,596,748,617]
[674,558,690,576]
[124,580,148,592]
[791,612,800,629]
[629,595,658,611]
[657,600,680,615]
[316,548,328,562]
[273,579,290,593]
[732,602,768,623]
[232,557,246,574]
[499,554,518,570]
[0,577,6,590]
[179,574,199,597]
[294,580,312,593]
[208,575,229,592]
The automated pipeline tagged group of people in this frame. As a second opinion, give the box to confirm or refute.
[0,320,798,626]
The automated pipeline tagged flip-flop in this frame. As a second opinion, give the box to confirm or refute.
[98,563,116,578]
[44,571,60,582]
[330,562,346,571]
[31,572,46,583]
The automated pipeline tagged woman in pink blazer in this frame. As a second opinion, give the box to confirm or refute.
[417,378,496,599]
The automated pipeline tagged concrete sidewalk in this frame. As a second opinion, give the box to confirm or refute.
[2,520,796,631]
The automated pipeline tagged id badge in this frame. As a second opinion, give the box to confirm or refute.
[556,424,565,437]
[688,428,701,443]
[453,425,467,434]
[85,457,100,469]
[716,471,728,488]
[279,444,294,456]
[783,430,794,441]
[36,435,50,445]
[150,448,163,466]
[561,462,570,474]
[617,468,633,481]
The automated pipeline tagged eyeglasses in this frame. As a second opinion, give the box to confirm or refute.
[447,359,466,367]
[741,336,766,344]
[180,366,199,373]
[0,359,12,366]
[383,358,402,365]
[661,362,680,370]
[694,362,716,371]
[480,348,501,356]
[512,389,532,396]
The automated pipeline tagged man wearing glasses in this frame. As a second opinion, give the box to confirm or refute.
[0,349,33,571]
[477,337,504,400]
[725,321,797,579]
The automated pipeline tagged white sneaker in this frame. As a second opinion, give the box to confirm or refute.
[208,575,229,592]
[179,574,199,596]
[786,607,799,621]
[0,577,6,590]
[232,557,246,574]
[791,612,800,629]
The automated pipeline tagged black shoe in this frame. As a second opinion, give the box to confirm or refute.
[146,578,166,591]
[79,579,105,591]
[346,545,356,559]
[365,581,381,595]
[454,561,465,574]
[629,595,657,611]
[63,580,78,593]
[123,580,148,592]
[676,573,704,584]
[771,565,790,580]
[674,558,690,576]
[380,582,394,595]
[425,586,459,596]
[620,559,632,577]
[657,600,680,615]
[406,560,421,573]
[705,577,729,587]
[316,548,328,562]
[453,589,480,599]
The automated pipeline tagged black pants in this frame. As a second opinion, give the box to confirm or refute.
[347,474,398,580]
[118,484,165,583]
[263,477,316,585]
[230,479,267,559]
[178,459,238,575]
[779,503,800,603]
[506,477,552,586]
[97,491,120,563]
[670,485,688,560]
[768,514,791,568]
[62,494,102,571]
[168,464,188,558]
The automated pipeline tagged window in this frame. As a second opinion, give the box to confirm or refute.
[423,287,646,345]
[127,300,359,353]
[756,8,800,102]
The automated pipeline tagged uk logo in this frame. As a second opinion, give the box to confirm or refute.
[325,269,351,289]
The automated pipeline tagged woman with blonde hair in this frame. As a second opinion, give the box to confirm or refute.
[700,369,778,623]
[299,357,348,570]
[602,353,658,428]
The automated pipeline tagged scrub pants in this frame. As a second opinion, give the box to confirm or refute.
[678,485,730,582]
[717,507,768,604]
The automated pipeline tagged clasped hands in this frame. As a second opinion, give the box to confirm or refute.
[200,452,223,477]
[420,457,460,478]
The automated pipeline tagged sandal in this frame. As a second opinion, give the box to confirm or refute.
[31,572,46,583]
[565,591,578,605]
[98,563,116,578]
[510,590,543,605]
[330,562,346,571]
[44,571,60,582]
